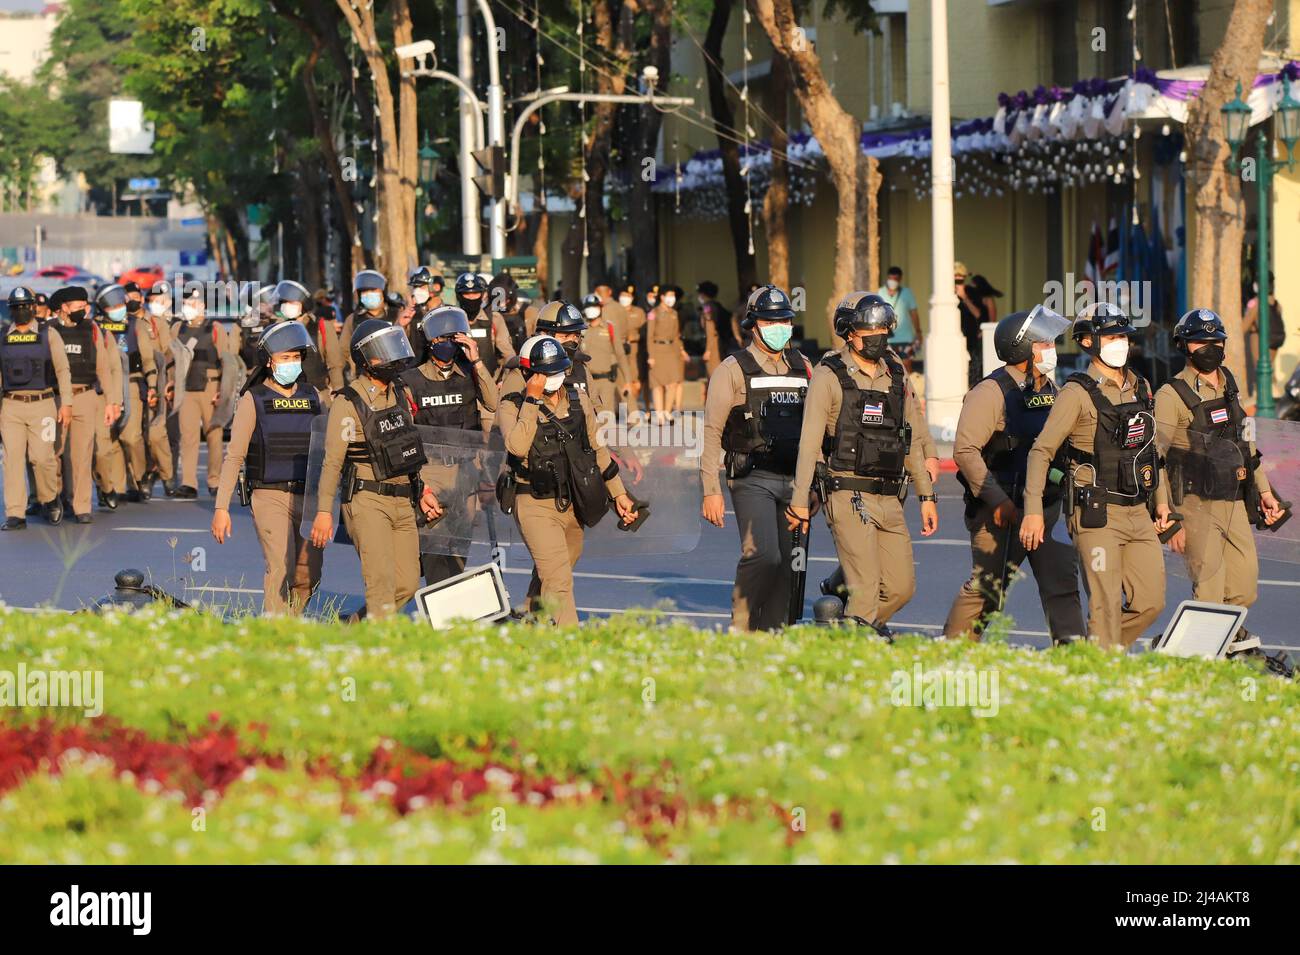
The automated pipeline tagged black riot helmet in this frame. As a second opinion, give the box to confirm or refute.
[95,283,128,314]
[408,266,433,288]
[833,291,896,340]
[7,285,37,322]
[488,273,518,313]
[350,318,415,382]
[419,305,471,342]
[741,284,796,330]
[354,269,387,292]
[517,334,572,379]
[1172,308,1228,352]
[274,280,312,306]
[535,300,587,335]
[1072,301,1136,353]
[994,305,1072,365]
[455,272,488,297]
[580,293,603,318]
[256,320,315,366]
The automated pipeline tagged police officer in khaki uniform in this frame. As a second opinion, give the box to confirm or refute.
[1156,309,1285,608]
[310,320,440,619]
[402,305,498,586]
[788,293,937,627]
[1020,304,1172,648]
[340,270,390,380]
[212,322,325,614]
[92,283,156,507]
[617,284,647,412]
[139,280,176,496]
[173,289,237,498]
[647,285,687,422]
[275,280,344,400]
[488,274,531,357]
[701,286,812,630]
[497,335,638,625]
[577,294,629,415]
[944,306,1084,642]
[592,279,629,351]
[52,286,122,523]
[456,272,514,383]
[1,287,72,529]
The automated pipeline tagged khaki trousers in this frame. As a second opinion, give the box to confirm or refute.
[588,378,618,417]
[179,379,222,490]
[1180,495,1258,607]
[250,488,323,614]
[515,491,584,626]
[341,490,420,619]
[147,397,173,481]
[62,388,103,516]
[944,499,1085,642]
[1,395,59,517]
[94,382,144,494]
[1070,502,1166,648]
[729,470,794,631]
[825,488,915,625]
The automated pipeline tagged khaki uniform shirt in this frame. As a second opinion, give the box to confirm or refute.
[952,363,1033,508]
[1154,364,1270,495]
[0,321,73,403]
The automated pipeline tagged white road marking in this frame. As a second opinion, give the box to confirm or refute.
[184,585,264,594]
[1260,579,1300,588]
[578,606,731,619]
[501,567,733,586]
[113,527,208,534]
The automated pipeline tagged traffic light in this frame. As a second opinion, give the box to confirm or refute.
[472,145,505,199]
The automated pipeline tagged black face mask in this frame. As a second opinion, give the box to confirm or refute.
[429,340,459,364]
[68,308,88,323]
[854,334,888,360]
[462,298,483,320]
[561,340,580,357]
[126,300,142,313]
[1188,344,1225,373]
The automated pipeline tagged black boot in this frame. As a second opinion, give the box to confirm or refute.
[172,486,198,500]
[43,499,63,526]
[2,517,27,531]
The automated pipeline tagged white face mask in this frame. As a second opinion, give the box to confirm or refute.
[543,372,566,394]
[182,304,201,322]
[661,295,676,308]
[412,287,430,304]
[147,301,167,316]
[1099,339,1129,368]
[1033,346,1057,375]
[618,295,632,307]
[886,279,900,291]
[280,302,303,320]
[583,307,601,320]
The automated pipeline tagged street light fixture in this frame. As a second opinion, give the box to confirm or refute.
[1220,76,1299,418]
[418,133,441,188]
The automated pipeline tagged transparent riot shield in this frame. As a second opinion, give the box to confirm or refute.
[112,348,132,435]
[575,441,703,558]
[168,337,191,417]
[1163,432,1248,582]
[211,352,243,429]
[1252,417,1300,565]
[416,426,509,559]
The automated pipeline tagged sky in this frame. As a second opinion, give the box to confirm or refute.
[0,1,52,13]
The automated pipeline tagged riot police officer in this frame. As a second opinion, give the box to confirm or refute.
[1155,308,1285,609]
[310,320,440,619]
[211,322,326,614]
[1020,303,1172,648]
[92,283,155,507]
[342,270,389,378]
[52,286,122,523]
[497,335,638,625]
[172,289,237,498]
[401,305,498,586]
[943,306,1084,642]
[1,286,72,529]
[700,285,813,630]
[456,272,514,380]
[788,293,937,627]
[409,267,435,310]
[277,279,344,397]
[578,293,629,415]
[488,274,530,355]
[141,280,176,496]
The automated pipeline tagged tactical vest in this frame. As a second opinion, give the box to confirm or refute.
[468,316,497,375]
[1065,372,1160,504]
[301,319,329,389]
[401,360,480,430]
[820,352,911,481]
[245,382,321,486]
[1,322,55,393]
[721,348,809,475]
[970,367,1063,504]
[1165,369,1254,501]
[565,353,592,395]
[504,388,600,502]
[501,310,528,354]
[100,317,142,374]
[180,321,219,391]
[340,382,427,481]
[59,320,99,386]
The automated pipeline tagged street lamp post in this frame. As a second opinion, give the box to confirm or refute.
[416,133,441,254]
[1222,78,1300,418]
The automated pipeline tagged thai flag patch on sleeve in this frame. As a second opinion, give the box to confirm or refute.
[862,401,884,424]
[1209,407,1230,425]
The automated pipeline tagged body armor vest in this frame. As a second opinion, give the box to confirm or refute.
[820,352,910,481]
[722,348,809,475]
[100,318,141,374]
[468,317,498,376]
[1165,369,1254,501]
[180,321,219,391]
[1,322,55,392]
[401,360,480,430]
[966,367,1064,505]
[245,382,320,485]
[301,318,329,389]
[339,382,427,480]
[58,320,98,386]
[505,388,600,502]
[1065,372,1160,504]
[501,311,528,354]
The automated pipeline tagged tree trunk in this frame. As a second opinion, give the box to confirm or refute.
[532,211,550,297]
[392,0,419,278]
[763,46,790,291]
[297,158,324,288]
[705,0,757,294]
[1184,0,1272,395]
[751,0,871,340]
[624,0,673,301]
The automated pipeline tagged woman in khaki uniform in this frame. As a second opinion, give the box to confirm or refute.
[498,335,638,625]
[647,284,687,422]
[212,322,325,615]
[617,285,647,412]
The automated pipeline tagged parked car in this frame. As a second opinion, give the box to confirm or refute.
[120,265,166,288]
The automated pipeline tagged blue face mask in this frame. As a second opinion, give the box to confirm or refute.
[430,340,459,364]
[360,291,383,310]
[107,306,128,322]
[758,322,793,351]
[272,361,302,386]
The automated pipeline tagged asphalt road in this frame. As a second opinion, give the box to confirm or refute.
[1,447,1296,652]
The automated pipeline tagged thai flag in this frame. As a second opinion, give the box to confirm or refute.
[1127,419,1146,443]
[862,401,884,421]
[1210,407,1230,425]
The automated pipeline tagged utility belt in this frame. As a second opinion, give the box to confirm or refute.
[3,389,54,402]
[652,338,679,345]
[339,460,424,507]
[725,448,796,480]
[1061,468,1149,530]
[590,368,618,382]
[1065,447,1153,507]
[820,473,904,497]
[353,478,415,498]
[249,479,306,494]
[956,469,1061,518]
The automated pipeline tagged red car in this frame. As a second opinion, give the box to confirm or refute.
[119,265,166,288]
[33,265,84,280]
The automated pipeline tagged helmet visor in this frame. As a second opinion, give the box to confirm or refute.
[356,323,415,368]
[1017,305,1072,346]
[259,320,313,356]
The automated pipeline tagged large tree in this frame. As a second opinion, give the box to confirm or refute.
[1183,0,1273,396]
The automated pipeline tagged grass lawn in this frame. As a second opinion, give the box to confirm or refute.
[1,605,1297,863]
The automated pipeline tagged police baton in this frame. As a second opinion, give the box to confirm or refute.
[786,506,810,626]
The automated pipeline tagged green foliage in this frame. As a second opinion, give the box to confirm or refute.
[0,79,77,205]
[1,606,1297,863]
